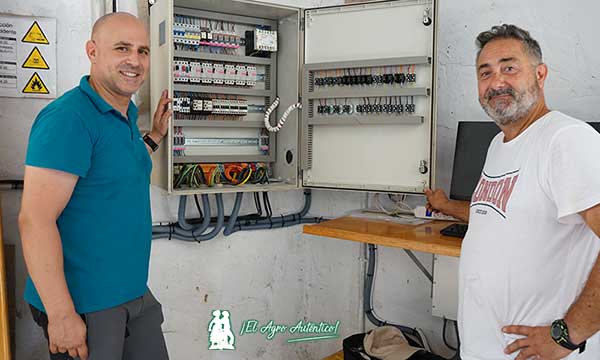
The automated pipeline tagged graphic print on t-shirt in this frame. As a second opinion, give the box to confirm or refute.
[470,169,519,218]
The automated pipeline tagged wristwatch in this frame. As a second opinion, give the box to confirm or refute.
[143,133,159,152]
[551,319,586,353]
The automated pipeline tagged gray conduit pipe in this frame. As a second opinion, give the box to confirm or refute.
[153,190,318,239]
[178,194,211,233]
[224,190,313,235]
[155,194,224,242]
[152,216,322,241]
[191,193,224,241]
[365,243,424,346]
[227,216,319,233]
[223,192,244,236]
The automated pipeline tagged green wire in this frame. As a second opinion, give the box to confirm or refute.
[174,165,186,188]
[175,165,193,188]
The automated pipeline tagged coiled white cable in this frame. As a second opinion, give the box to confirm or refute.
[263,97,302,133]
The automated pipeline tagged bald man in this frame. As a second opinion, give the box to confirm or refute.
[19,12,170,360]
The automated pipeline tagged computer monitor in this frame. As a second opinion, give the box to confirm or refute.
[448,121,600,202]
[449,122,500,201]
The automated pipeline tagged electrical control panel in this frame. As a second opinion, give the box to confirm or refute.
[150,0,437,195]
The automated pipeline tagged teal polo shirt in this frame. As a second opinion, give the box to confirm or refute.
[24,75,153,314]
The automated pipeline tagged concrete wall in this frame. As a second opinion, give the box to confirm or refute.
[1,0,599,359]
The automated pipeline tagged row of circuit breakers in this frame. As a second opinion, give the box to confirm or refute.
[173,26,241,48]
[173,96,417,117]
[173,60,259,86]
[173,14,278,53]
[173,96,253,116]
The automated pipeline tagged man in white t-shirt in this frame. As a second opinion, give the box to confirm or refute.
[425,24,600,359]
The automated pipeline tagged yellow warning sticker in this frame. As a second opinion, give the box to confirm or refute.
[22,72,49,94]
[22,47,49,70]
[21,21,49,44]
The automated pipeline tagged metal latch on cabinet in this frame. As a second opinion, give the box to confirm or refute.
[419,160,428,174]
[423,8,432,26]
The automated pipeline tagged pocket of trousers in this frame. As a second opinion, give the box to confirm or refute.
[29,304,47,328]
[143,289,165,324]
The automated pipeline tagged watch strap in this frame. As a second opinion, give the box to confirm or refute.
[143,133,159,152]
[552,319,586,353]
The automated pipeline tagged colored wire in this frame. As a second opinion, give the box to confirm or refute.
[238,167,253,185]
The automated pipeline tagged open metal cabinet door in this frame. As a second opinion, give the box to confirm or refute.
[300,0,438,194]
[149,0,174,192]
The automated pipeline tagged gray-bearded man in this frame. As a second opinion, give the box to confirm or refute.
[425,24,600,359]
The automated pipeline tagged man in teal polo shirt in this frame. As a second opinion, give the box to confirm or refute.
[18,12,171,360]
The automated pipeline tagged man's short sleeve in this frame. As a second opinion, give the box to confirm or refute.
[25,106,93,178]
[547,125,600,224]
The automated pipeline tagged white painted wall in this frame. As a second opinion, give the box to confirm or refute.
[435,1,600,189]
[1,0,600,359]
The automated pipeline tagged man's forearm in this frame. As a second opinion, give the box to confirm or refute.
[564,254,600,344]
[441,200,471,222]
[565,204,600,344]
[19,217,75,318]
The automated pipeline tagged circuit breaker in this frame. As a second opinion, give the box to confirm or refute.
[150,0,438,195]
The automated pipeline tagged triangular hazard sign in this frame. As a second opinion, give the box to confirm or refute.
[22,21,49,44]
[22,72,49,94]
[22,47,49,69]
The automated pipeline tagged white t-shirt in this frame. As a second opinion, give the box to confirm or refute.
[458,111,600,360]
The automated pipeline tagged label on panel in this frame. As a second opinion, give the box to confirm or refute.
[0,15,56,98]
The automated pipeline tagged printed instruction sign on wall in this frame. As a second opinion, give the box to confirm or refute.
[0,15,56,98]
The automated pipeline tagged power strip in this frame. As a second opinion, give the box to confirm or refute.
[413,206,459,221]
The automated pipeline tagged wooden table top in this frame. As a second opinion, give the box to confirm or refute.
[303,216,463,257]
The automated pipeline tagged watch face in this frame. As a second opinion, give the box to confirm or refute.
[551,324,562,339]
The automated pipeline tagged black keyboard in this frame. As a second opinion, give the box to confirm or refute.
[440,223,468,238]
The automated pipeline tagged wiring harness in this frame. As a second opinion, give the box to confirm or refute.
[173,162,270,189]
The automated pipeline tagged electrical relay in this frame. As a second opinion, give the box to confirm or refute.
[245,29,278,57]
